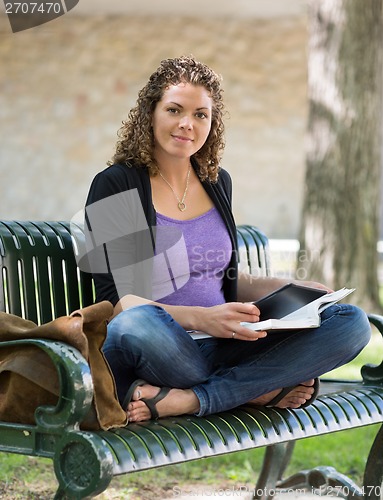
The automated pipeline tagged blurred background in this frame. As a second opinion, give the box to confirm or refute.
[0,0,308,239]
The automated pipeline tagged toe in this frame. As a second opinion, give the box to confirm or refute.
[300,379,315,388]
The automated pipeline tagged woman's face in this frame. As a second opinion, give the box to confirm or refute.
[152,82,213,164]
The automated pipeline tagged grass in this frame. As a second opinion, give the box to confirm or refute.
[0,330,382,498]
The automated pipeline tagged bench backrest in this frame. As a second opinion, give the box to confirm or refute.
[0,221,271,325]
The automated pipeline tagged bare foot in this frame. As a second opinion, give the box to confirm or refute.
[127,383,200,422]
[248,379,316,409]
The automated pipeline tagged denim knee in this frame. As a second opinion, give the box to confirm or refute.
[104,304,168,354]
[339,304,370,344]
[347,304,371,352]
[102,304,176,399]
[321,303,371,359]
[103,304,212,393]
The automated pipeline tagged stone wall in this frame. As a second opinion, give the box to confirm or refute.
[0,11,307,238]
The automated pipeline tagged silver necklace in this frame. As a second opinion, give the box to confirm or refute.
[158,166,191,212]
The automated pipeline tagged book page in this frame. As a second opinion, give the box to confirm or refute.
[282,288,354,321]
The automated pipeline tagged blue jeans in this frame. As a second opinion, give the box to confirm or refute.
[103,303,371,416]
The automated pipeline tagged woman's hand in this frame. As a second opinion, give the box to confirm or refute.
[198,302,267,341]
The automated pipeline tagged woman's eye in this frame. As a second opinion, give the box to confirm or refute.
[196,112,208,119]
[167,108,179,114]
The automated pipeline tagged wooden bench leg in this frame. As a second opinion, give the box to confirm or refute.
[253,442,295,500]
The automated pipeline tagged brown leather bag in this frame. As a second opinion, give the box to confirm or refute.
[0,301,127,430]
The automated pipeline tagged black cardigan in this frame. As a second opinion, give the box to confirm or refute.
[85,162,239,307]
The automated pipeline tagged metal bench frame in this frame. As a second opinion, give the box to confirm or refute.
[1,220,383,499]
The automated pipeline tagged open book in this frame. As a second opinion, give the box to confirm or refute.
[241,284,355,332]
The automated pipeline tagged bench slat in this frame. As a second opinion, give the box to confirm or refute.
[1,220,383,499]
[83,385,383,476]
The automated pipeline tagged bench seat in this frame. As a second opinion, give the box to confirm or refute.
[1,220,383,499]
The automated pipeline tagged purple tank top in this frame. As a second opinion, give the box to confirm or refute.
[152,207,232,306]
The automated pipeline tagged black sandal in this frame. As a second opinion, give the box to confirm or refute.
[123,379,171,419]
[266,377,320,408]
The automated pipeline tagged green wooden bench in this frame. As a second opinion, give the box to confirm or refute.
[1,220,383,499]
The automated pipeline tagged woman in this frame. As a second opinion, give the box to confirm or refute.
[85,56,370,423]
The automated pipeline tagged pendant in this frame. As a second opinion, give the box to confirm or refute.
[178,202,186,212]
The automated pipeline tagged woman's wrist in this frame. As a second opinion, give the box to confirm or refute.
[188,306,207,332]
[159,304,206,332]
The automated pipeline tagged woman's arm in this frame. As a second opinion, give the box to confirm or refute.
[113,294,266,341]
[237,271,332,303]
[113,274,331,340]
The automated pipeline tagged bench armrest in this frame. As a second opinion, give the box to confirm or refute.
[0,339,93,430]
[361,314,383,384]
[367,313,383,333]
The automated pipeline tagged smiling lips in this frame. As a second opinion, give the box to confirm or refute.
[172,134,193,142]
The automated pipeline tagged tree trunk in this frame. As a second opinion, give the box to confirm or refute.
[299,0,383,312]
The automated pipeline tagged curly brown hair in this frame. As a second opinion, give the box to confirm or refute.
[109,56,226,182]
